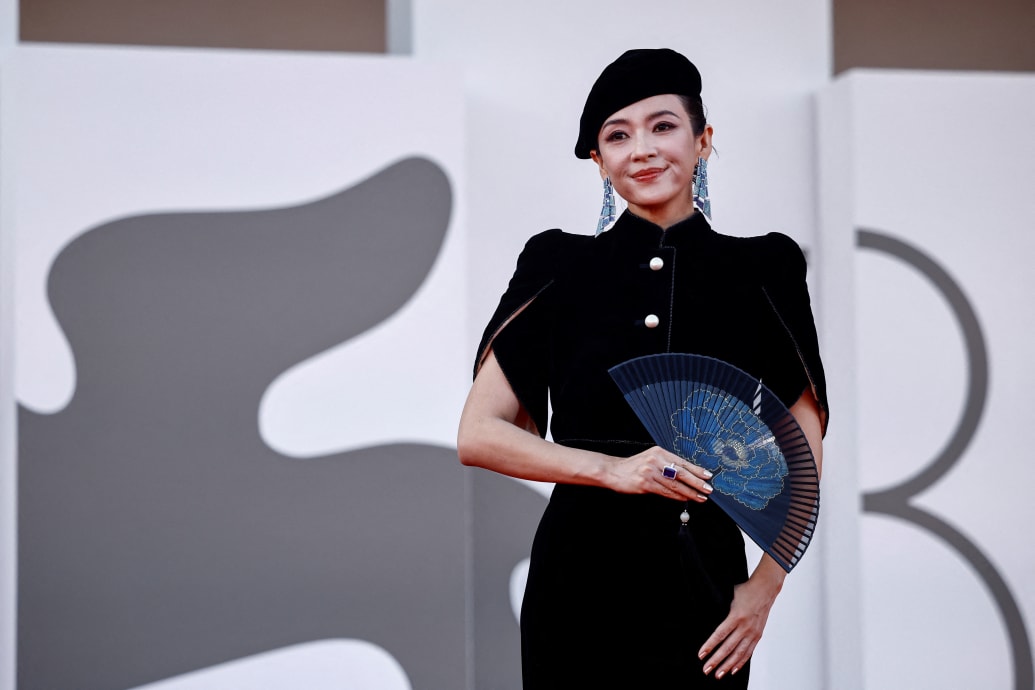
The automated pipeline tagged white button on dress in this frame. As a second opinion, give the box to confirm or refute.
[644,314,660,329]
[649,257,664,271]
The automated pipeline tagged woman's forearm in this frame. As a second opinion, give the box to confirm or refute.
[458,350,729,503]
[457,350,613,487]
[458,411,612,486]
[748,552,787,596]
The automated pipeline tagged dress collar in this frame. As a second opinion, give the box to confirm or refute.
[605,209,713,248]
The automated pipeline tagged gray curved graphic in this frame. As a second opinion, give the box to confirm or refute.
[858,228,1033,690]
[18,156,546,690]
[471,472,545,690]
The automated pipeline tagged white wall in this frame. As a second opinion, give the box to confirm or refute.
[0,0,14,48]
[0,98,16,690]
[814,74,866,690]
[0,2,19,687]
[818,70,1035,690]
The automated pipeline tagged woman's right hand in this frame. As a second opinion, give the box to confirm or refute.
[604,447,714,502]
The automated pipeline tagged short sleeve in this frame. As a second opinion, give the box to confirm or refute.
[474,229,566,437]
[759,233,830,435]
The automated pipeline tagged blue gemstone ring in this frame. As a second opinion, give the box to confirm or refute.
[662,463,678,480]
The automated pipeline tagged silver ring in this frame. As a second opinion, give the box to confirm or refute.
[662,463,678,480]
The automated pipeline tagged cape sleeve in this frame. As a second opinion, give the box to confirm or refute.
[759,232,830,436]
[473,229,564,438]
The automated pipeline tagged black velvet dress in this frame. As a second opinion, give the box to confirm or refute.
[475,210,828,689]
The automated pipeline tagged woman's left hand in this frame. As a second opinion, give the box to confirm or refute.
[697,555,785,680]
[697,390,822,679]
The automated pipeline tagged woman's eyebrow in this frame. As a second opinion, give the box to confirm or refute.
[602,109,683,129]
[648,109,682,120]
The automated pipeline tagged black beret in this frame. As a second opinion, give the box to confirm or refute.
[574,48,703,159]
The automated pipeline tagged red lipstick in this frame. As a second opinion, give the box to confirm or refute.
[631,167,665,182]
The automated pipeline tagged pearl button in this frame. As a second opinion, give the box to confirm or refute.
[644,314,660,329]
[649,257,664,271]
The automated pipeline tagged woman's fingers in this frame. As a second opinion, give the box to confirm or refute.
[609,447,713,501]
[654,471,708,502]
[698,576,778,678]
[701,628,754,679]
[681,462,714,483]
[660,450,713,492]
[641,448,713,501]
[656,465,711,502]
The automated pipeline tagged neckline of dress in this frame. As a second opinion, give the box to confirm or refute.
[607,209,713,247]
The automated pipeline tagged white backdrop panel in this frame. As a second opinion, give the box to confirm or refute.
[6,45,467,456]
[2,43,466,689]
[822,70,1035,690]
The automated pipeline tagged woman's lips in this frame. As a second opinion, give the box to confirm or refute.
[631,167,665,182]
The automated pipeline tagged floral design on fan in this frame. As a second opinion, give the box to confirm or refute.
[671,387,789,510]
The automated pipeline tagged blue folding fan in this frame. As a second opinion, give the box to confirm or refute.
[609,353,819,572]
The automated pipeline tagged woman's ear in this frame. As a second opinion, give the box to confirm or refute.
[589,150,609,181]
[697,124,715,161]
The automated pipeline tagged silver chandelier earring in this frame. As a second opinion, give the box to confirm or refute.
[692,157,711,222]
[596,177,617,235]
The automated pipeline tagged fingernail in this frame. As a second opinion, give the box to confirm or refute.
[698,650,708,660]
[703,469,713,478]
[703,482,713,492]
[732,667,740,675]
[716,670,725,679]
[697,493,709,501]
[703,665,713,675]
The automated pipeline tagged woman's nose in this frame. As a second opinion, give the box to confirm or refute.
[631,131,656,159]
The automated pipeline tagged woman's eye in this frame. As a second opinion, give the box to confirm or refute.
[605,130,628,142]
[655,121,676,132]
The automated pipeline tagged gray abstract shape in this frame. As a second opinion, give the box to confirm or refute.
[471,471,547,690]
[16,156,545,690]
[858,229,1033,690]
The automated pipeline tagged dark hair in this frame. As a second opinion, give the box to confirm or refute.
[678,94,708,137]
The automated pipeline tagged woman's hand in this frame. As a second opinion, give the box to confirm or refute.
[694,389,822,678]
[604,447,714,503]
[697,555,786,679]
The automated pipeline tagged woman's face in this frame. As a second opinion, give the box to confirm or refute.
[591,94,712,228]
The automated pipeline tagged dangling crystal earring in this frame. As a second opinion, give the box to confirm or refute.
[596,177,617,236]
[692,157,711,222]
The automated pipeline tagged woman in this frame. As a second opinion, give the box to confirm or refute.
[458,48,828,688]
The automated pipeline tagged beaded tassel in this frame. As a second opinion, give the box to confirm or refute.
[596,177,617,235]
[692,157,711,222]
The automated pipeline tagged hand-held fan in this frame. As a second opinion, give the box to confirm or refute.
[609,353,819,572]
